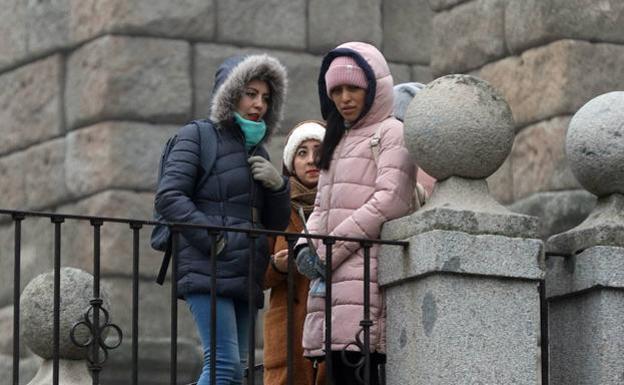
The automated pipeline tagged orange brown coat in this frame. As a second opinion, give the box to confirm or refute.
[263,207,325,385]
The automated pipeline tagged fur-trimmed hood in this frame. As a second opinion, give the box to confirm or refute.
[209,54,288,137]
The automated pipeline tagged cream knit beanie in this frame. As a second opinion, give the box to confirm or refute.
[283,121,326,173]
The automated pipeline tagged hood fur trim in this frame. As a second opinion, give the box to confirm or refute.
[209,54,288,138]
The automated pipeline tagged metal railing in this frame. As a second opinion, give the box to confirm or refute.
[2,208,408,385]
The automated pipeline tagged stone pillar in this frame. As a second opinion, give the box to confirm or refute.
[380,75,544,385]
[545,92,624,385]
[20,267,114,384]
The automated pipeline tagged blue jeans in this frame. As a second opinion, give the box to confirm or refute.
[186,294,255,385]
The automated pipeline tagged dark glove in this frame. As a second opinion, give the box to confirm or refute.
[295,246,325,280]
[248,156,284,191]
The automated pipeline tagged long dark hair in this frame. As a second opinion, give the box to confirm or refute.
[317,109,347,170]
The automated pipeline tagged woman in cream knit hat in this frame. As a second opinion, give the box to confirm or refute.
[263,120,326,385]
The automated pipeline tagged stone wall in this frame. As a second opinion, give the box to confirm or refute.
[429,0,624,237]
[0,0,434,383]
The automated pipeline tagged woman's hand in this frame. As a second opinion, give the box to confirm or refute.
[271,249,290,273]
[248,156,284,191]
[295,246,325,280]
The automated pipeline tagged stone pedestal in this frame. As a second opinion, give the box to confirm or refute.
[381,218,544,385]
[27,359,92,385]
[545,92,624,385]
[546,248,624,385]
[382,75,545,384]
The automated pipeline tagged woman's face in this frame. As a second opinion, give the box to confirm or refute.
[236,79,270,121]
[293,139,321,188]
[329,85,366,123]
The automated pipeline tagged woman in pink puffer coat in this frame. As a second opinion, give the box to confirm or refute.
[295,41,415,384]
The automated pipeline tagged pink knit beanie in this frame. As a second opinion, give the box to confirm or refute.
[324,56,368,96]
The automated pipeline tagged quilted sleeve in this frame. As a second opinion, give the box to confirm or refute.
[154,124,218,252]
[328,122,415,270]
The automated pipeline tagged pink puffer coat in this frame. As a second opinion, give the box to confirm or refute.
[299,42,415,357]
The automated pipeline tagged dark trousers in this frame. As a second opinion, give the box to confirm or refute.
[327,351,385,385]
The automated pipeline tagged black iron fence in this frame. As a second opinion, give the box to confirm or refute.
[2,208,408,385]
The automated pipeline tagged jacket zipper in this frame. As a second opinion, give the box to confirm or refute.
[238,125,268,229]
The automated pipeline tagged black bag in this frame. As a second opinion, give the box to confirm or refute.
[151,120,217,284]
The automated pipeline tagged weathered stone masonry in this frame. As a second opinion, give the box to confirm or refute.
[429,0,624,238]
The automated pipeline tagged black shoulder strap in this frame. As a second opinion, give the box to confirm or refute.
[194,119,218,187]
[156,238,172,285]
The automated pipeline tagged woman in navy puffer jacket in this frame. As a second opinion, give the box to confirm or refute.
[155,54,291,385]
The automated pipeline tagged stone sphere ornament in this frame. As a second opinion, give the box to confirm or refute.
[20,267,112,360]
[566,91,624,197]
[404,74,515,181]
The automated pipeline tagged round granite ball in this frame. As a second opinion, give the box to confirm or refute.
[404,74,515,180]
[20,267,111,360]
[566,91,624,197]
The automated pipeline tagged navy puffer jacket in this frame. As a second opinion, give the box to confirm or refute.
[155,54,290,306]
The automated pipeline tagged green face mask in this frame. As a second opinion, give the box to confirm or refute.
[234,112,267,150]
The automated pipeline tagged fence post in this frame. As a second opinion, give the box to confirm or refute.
[379,75,545,385]
[545,92,624,385]
[20,267,115,385]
